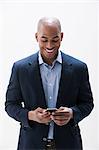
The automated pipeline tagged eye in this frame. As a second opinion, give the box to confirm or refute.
[41,40,48,42]
[41,38,48,42]
[52,39,59,43]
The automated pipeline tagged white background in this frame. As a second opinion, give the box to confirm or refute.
[0,0,99,150]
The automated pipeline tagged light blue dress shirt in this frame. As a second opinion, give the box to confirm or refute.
[39,51,62,139]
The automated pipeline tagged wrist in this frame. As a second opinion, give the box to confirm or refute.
[28,111,34,121]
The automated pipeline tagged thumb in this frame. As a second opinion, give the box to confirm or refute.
[36,107,44,112]
[59,106,65,110]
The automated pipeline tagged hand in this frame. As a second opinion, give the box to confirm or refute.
[28,107,51,124]
[51,106,73,126]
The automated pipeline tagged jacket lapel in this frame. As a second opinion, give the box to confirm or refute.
[56,53,73,107]
[28,53,47,108]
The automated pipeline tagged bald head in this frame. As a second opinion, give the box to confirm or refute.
[35,17,63,65]
[37,17,61,32]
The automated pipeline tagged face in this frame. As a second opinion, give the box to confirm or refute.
[35,23,63,65]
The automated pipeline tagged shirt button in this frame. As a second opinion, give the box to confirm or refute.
[43,137,47,141]
[49,83,52,86]
[49,96,52,100]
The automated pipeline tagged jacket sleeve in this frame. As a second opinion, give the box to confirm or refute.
[5,63,30,128]
[71,64,94,124]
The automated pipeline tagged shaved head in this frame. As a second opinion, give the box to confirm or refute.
[37,17,61,32]
[35,17,63,65]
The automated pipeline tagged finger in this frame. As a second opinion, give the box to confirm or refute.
[36,107,44,112]
[54,119,69,126]
[52,112,70,118]
[52,114,70,122]
[53,115,66,120]
[43,110,51,116]
[59,106,65,110]
[59,107,70,113]
[38,113,51,122]
[54,117,69,122]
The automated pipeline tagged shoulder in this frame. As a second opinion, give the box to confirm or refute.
[61,51,87,69]
[13,52,38,68]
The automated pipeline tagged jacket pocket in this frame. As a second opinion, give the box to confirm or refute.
[69,124,81,137]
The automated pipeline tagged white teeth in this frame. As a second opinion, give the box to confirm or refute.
[46,49,54,53]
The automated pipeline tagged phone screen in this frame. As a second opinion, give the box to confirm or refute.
[46,108,57,113]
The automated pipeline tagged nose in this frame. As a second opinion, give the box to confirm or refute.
[46,42,54,50]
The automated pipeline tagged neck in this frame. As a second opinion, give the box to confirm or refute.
[43,58,54,66]
[42,54,58,66]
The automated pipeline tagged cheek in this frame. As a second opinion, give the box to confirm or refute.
[55,43,61,48]
[39,41,46,47]
[38,43,44,49]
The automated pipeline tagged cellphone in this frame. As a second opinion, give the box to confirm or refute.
[46,108,57,113]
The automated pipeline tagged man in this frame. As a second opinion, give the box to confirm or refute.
[5,17,94,150]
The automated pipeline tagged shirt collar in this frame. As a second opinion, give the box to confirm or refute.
[38,50,62,65]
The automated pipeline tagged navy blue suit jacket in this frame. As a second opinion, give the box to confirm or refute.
[5,52,94,150]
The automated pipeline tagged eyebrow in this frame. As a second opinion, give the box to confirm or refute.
[41,36,47,39]
[41,35,59,39]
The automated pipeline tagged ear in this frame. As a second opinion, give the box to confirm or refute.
[61,32,63,41]
[35,33,38,42]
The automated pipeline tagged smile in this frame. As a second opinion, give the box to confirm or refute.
[46,49,55,53]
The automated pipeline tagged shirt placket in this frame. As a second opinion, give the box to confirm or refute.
[47,68,54,108]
